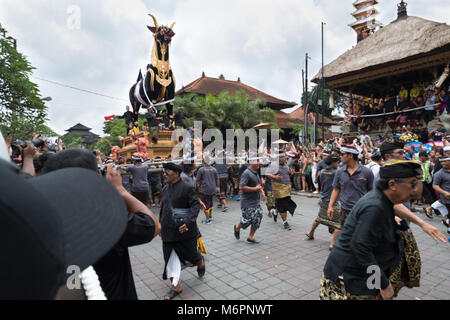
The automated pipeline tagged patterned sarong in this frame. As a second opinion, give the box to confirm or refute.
[265,191,276,211]
[389,232,421,297]
[315,201,342,230]
[319,273,381,300]
[272,182,291,199]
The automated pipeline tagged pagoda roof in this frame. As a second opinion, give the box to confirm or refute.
[65,123,92,132]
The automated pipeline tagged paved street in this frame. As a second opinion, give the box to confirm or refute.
[130,194,450,300]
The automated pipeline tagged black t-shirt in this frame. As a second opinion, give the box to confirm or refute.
[384,98,396,113]
[398,100,409,110]
[432,129,447,141]
[174,112,185,127]
[94,212,156,300]
[145,112,158,127]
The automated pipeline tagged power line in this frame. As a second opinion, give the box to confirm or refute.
[31,76,129,102]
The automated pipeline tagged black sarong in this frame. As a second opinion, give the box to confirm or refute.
[275,196,297,215]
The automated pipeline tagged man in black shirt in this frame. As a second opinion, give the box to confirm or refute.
[174,107,185,129]
[117,106,137,131]
[145,109,159,144]
[320,161,422,300]
[160,163,205,300]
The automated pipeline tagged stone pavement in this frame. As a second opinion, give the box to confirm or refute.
[130,195,450,300]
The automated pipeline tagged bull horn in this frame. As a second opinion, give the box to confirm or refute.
[169,22,176,30]
[148,14,159,29]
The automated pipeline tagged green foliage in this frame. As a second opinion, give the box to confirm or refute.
[61,133,85,149]
[288,122,322,139]
[95,138,113,156]
[174,91,278,132]
[103,118,127,146]
[0,24,51,140]
[302,85,346,117]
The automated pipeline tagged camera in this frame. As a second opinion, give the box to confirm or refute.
[98,164,119,176]
[31,138,46,149]
[10,140,27,159]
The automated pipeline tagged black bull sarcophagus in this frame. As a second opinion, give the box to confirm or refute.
[129,14,176,123]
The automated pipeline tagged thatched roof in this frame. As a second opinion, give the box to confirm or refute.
[312,16,450,94]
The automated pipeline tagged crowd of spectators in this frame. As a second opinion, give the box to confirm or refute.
[346,83,449,132]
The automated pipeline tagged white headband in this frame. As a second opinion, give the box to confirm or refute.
[441,158,450,162]
[444,146,450,152]
[341,147,360,155]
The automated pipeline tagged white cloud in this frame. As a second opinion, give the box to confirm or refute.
[0,0,448,136]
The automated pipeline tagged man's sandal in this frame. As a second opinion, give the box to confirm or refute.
[197,258,206,278]
[423,207,433,219]
[164,289,182,300]
[305,233,314,240]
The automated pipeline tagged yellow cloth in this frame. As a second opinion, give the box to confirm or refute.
[399,89,409,98]
[197,237,208,255]
[410,87,421,99]
[272,182,291,199]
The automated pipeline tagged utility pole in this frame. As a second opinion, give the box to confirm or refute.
[302,69,305,144]
[305,53,309,146]
[321,22,326,142]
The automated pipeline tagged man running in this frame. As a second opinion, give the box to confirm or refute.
[266,154,297,230]
[234,158,266,244]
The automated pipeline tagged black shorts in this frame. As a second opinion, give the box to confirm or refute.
[201,194,214,210]
[218,177,228,200]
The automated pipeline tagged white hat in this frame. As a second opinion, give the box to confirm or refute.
[444,146,450,152]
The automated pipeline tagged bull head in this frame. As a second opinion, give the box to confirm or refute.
[147,14,175,44]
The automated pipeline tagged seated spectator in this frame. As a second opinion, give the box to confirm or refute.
[383,95,397,128]
[424,89,437,124]
[410,83,422,100]
[437,89,449,115]
[431,123,447,142]
[371,103,384,131]
[399,85,409,99]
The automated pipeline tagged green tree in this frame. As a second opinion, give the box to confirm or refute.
[61,133,84,149]
[0,24,52,140]
[288,122,322,140]
[174,90,278,132]
[302,85,346,118]
[95,138,113,156]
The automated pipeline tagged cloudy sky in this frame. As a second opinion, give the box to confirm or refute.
[0,0,448,136]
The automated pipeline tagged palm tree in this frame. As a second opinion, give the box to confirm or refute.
[175,90,278,132]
